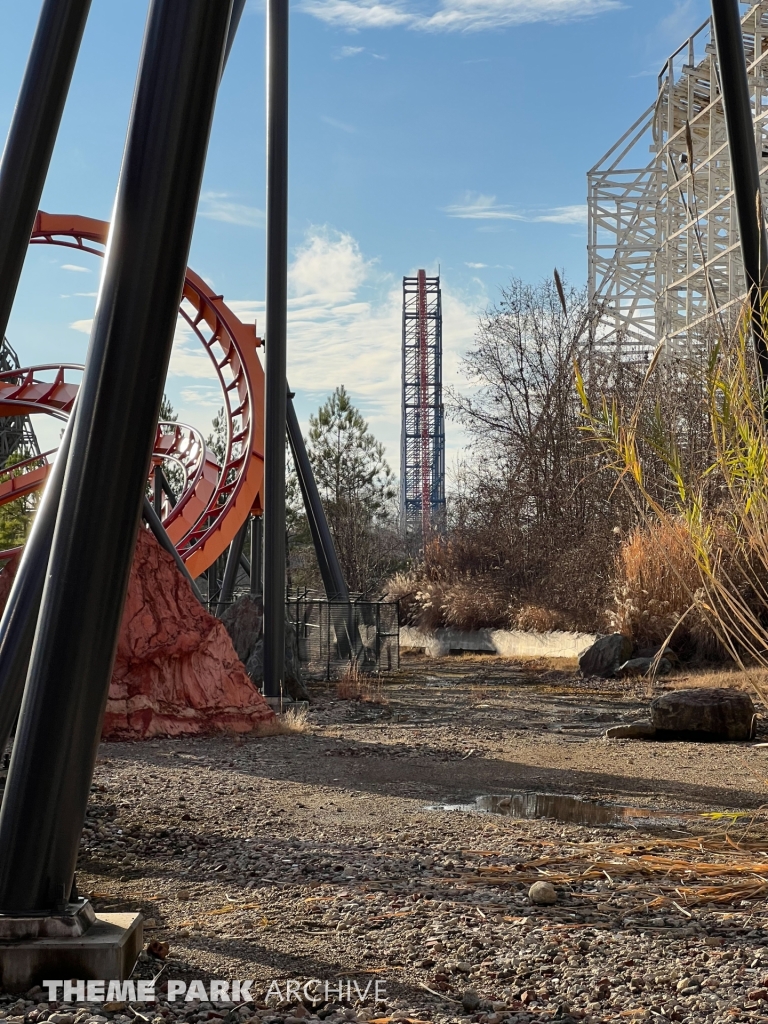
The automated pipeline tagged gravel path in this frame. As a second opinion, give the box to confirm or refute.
[3,654,768,1024]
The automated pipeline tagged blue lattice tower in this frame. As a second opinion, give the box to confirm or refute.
[401,270,445,544]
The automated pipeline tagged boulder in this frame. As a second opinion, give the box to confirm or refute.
[221,594,310,702]
[650,687,755,741]
[220,592,263,664]
[578,633,633,678]
[103,527,274,739]
[605,719,658,740]
[636,644,680,665]
[617,657,672,678]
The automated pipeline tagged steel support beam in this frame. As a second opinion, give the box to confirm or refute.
[142,498,204,605]
[216,519,249,616]
[0,0,93,343]
[711,0,768,375]
[286,393,348,602]
[153,464,163,516]
[160,467,177,508]
[262,0,289,699]
[0,414,75,760]
[250,515,263,595]
[225,0,248,65]
[0,0,234,915]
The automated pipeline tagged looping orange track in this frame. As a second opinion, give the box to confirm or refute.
[0,212,265,579]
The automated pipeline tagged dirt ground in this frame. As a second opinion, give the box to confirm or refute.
[5,653,768,1023]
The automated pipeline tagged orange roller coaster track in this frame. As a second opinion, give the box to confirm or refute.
[0,212,265,578]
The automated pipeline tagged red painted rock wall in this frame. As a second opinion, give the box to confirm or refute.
[102,526,274,740]
[0,552,20,612]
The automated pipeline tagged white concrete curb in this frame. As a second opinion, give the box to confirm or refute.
[399,626,597,659]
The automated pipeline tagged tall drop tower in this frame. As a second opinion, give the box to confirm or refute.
[401,270,445,546]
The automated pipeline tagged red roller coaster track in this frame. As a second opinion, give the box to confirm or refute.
[0,212,265,578]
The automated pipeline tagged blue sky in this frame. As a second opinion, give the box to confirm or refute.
[0,0,713,468]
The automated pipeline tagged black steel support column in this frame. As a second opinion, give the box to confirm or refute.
[0,0,234,915]
[207,562,218,611]
[0,0,93,342]
[153,464,163,516]
[216,519,248,616]
[225,0,248,65]
[0,413,74,759]
[160,468,177,508]
[287,393,348,602]
[711,0,768,376]
[250,515,263,595]
[263,0,289,699]
[142,498,204,605]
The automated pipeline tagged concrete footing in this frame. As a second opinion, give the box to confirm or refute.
[0,900,96,942]
[0,911,143,992]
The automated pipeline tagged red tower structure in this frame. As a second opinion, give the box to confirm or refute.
[401,271,445,545]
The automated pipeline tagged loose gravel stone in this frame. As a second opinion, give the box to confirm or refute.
[528,881,557,905]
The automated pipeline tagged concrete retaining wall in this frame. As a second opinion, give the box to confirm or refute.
[399,626,597,659]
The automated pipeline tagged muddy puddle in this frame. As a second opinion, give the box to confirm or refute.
[427,791,752,827]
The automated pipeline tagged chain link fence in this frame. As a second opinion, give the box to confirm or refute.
[287,591,399,678]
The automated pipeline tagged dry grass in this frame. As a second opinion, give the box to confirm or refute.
[253,705,310,736]
[335,661,386,704]
[611,519,725,661]
[514,603,570,633]
[453,831,768,908]
[383,571,421,624]
[441,578,510,630]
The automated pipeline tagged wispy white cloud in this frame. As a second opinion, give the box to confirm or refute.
[533,204,588,224]
[445,193,587,224]
[62,264,90,273]
[304,0,410,28]
[322,114,356,133]
[445,194,519,220]
[180,385,223,409]
[70,318,93,334]
[302,0,623,33]
[335,44,365,56]
[465,261,488,268]
[198,191,264,229]
[168,336,216,380]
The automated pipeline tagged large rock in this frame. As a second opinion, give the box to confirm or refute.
[578,633,632,678]
[605,719,658,740]
[221,594,309,702]
[103,528,274,739]
[220,592,263,664]
[618,657,672,678]
[650,688,756,741]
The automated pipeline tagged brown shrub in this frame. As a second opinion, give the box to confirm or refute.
[611,519,725,660]
[383,571,421,625]
[514,604,571,633]
[441,578,510,631]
